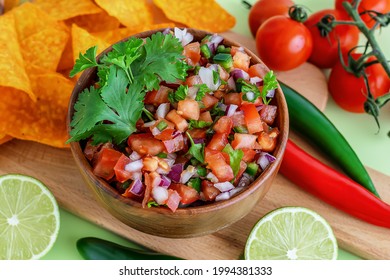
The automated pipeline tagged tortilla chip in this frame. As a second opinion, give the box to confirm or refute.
[20,25,70,72]
[0,13,34,100]
[3,0,19,13]
[95,0,153,27]
[64,11,121,33]
[57,36,74,72]
[33,0,102,21]
[153,0,236,32]
[0,135,13,145]
[93,22,176,45]
[0,66,74,148]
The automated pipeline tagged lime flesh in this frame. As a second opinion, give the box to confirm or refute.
[245,207,338,260]
[0,174,60,260]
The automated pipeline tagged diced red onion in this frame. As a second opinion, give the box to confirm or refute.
[193,138,205,144]
[129,151,141,161]
[256,104,264,112]
[167,163,184,182]
[125,159,143,172]
[227,76,236,91]
[172,130,182,139]
[166,190,181,212]
[162,28,171,35]
[215,192,231,201]
[245,91,255,101]
[230,69,250,81]
[180,165,196,184]
[129,179,144,197]
[151,174,162,188]
[237,173,254,188]
[159,175,171,188]
[257,152,276,170]
[206,42,216,55]
[143,120,156,128]
[187,86,199,100]
[174,27,194,46]
[151,127,161,136]
[167,153,177,160]
[214,181,235,192]
[199,66,221,91]
[206,172,218,183]
[218,102,227,112]
[228,186,245,197]
[266,89,275,98]
[152,186,169,205]
[156,103,170,118]
[250,76,263,86]
[226,104,238,117]
[210,34,224,47]
[130,171,142,181]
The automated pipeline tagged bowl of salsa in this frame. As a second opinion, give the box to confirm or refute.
[67,28,289,238]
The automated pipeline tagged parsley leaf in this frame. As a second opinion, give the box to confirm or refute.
[222,144,244,177]
[186,132,205,163]
[168,84,188,104]
[70,46,99,78]
[261,71,278,104]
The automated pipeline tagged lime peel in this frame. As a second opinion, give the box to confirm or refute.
[245,206,338,260]
[0,174,60,260]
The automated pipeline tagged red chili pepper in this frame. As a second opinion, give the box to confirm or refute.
[279,139,390,228]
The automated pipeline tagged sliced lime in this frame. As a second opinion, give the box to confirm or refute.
[0,174,60,260]
[245,207,338,260]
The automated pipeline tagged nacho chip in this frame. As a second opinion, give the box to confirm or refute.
[64,11,121,33]
[153,0,236,32]
[57,36,74,72]
[0,135,13,145]
[0,66,74,148]
[33,0,102,21]
[0,13,34,100]
[3,0,19,13]
[93,22,176,45]
[21,25,70,72]
[95,0,153,27]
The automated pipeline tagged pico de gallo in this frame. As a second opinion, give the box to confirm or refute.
[72,28,280,212]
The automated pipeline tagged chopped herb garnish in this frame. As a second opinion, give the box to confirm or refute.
[168,84,188,104]
[188,120,212,129]
[186,132,205,163]
[187,177,201,192]
[194,84,211,101]
[261,71,278,104]
[222,144,244,177]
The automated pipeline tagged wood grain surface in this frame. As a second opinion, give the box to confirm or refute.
[1,32,389,260]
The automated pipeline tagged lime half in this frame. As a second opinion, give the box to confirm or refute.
[245,207,338,260]
[0,174,60,260]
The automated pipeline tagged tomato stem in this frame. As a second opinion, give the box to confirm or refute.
[288,5,309,23]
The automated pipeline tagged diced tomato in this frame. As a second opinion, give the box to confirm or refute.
[260,104,278,125]
[217,64,230,81]
[127,133,166,156]
[83,141,102,161]
[213,116,233,134]
[113,154,132,183]
[233,51,250,72]
[183,42,201,66]
[233,161,248,185]
[163,133,185,153]
[201,93,219,111]
[240,93,264,106]
[241,103,263,134]
[93,147,122,181]
[230,46,245,56]
[144,85,171,106]
[258,131,278,152]
[231,133,258,150]
[122,180,145,199]
[241,148,257,162]
[166,189,181,212]
[224,92,241,106]
[166,109,189,132]
[201,180,220,201]
[154,128,176,141]
[185,75,203,86]
[177,99,200,120]
[204,148,234,182]
[248,63,268,78]
[207,133,228,151]
[213,90,225,99]
[231,112,246,127]
[169,183,200,205]
[199,111,213,123]
[187,128,207,139]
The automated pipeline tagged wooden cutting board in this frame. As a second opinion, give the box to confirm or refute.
[1,32,389,260]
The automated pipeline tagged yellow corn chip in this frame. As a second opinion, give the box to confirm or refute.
[95,0,153,27]
[0,13,34,100]
[3,0,19,13]
[33,0,102,21]
[0,135,13,145]
[153,0,236,32]
[64,11,121,33]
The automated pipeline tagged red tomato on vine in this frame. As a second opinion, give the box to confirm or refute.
[304,9,360,69]
[248,0,295,37]
[328,53,390,113]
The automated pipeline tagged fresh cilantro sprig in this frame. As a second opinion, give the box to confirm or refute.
[238,70,278,104]
[168,84,188,104]
[222,144,244,178]
[188,120,212,129]
[186,132,205,163]
[68,32,188,145]
[261,71,278,104]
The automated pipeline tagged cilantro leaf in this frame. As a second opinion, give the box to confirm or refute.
[168,84,188,104]
[238,78,260,103]
[222,144,244,177]
[261,70,278,104]
[194,84,211,101]
[186,132,205,163]
[188,120,212,129]
[70,46,99,78]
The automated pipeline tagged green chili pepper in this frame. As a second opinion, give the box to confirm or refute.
[280,82,379,197]
[76,237,182,260]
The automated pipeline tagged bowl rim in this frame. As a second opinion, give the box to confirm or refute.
[67,27,289,216]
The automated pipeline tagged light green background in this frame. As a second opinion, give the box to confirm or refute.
[43,0,389,260]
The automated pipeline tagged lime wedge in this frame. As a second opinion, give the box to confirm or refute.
[245,207,338,260]
[0,174,60,260]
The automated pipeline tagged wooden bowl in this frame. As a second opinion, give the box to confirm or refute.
[67,28,289,238]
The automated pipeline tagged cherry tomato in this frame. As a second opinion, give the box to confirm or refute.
[328,53,390,113]
[304,9,360,69]
[335,0,390,28]
[255,15,313,71]
[248,0,294,37]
